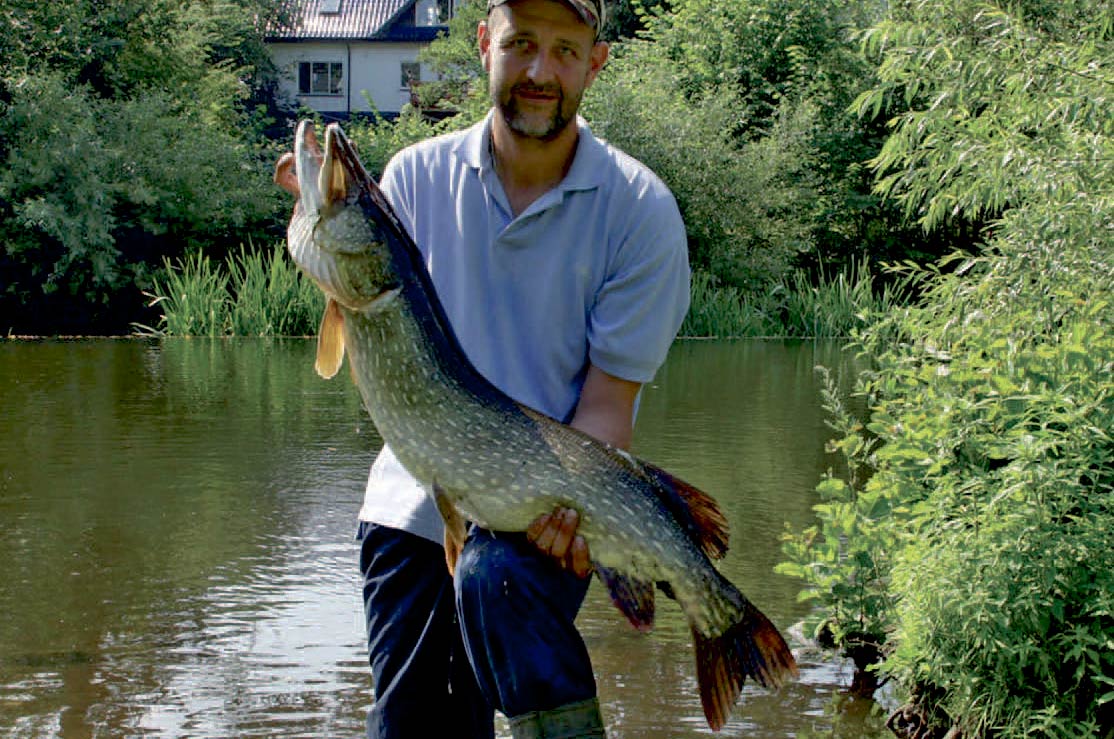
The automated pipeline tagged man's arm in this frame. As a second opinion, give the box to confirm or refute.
[527,363,641,577]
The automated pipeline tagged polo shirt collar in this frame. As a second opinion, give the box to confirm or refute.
[454,109,606,194]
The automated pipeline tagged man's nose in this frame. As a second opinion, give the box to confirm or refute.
[525,50,556,83]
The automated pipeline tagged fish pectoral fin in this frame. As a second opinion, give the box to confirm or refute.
[433,483,467,577]
[315,299,345,379]
[595,565,655,633]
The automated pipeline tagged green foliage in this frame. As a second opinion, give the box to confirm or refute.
[680,272,768,338]
[853,0,1113,231]
[858,213,1113,737]
[781,2,1114,734]
[144,251,231,338]
[583,56,821,290]
[227,241,325,337]
[681,261,904,338]
[412,0,490,118]
[342,106,478,180]
[0,0,287,334]
[143,242,323,337]
[777,365,899,674]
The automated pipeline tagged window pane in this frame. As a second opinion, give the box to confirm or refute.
[329,63,343,94]
[311,62,329,94]
[400,62,420,88]
[298,62,311,94]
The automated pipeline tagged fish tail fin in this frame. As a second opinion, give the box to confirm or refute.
[691,602,797,731]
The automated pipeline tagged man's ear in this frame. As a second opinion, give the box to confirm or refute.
[585,40,609,87]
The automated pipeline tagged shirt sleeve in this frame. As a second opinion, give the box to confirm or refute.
[378,150,417,240]
[587,188,690,384]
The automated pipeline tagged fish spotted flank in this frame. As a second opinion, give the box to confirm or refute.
[276,121,798,731]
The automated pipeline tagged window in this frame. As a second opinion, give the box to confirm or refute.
[298,61,343,95]
[320,0,341,13]
[415,0,439,26]
[400,61,420,89]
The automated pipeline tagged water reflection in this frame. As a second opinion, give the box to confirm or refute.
[0,339,884,738]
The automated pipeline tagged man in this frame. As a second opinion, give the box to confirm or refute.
[355,0,689,736]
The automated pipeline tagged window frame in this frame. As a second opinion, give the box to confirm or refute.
[400,61,421,90]
[298,61,344,96]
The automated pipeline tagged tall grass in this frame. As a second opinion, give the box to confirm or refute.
[138,242,323,337]
[681,259,907,338]
[144,247,898,340]
[227,242,324,337]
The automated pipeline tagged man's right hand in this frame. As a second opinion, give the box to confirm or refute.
[526,507,592,578]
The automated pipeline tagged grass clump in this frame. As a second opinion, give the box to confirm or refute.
[681,259,905,339]
[140,242,323,337]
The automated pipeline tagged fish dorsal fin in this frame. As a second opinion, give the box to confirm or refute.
[641,461,729,560]
[315,298,345,379]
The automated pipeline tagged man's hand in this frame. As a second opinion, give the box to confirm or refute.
[526,507,592,578]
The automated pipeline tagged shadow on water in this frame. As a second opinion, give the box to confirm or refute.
[0,338,887,738]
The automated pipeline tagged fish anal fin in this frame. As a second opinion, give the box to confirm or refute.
[315,299,345,379]
[692,603,798,731]
[596,565,655,633]
[642,462,729,560]
[433,483,467,577]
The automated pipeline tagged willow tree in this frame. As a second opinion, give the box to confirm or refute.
[782,2,1113,736]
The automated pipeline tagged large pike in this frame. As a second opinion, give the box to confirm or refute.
[276,121,797,730]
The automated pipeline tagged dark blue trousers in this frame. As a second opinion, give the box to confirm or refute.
[358,522,595,738]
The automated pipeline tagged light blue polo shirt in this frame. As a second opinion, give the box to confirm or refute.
[358,110,690,542]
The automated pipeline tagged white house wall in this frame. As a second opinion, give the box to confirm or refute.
[270,41,431,116]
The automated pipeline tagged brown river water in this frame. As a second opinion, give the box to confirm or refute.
[0,339,890,738]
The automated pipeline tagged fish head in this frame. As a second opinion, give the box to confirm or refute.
[277,120,398,312]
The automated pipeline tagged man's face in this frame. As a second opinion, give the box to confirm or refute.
[479,0,608,141]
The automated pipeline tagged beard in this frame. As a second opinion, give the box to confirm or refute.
[493,80,582,141]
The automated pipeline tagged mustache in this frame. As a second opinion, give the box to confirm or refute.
[511,82,563,97]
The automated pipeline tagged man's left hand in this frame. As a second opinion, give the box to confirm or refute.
[526,507,592,578]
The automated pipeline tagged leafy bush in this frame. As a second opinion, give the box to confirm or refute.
[782,1,1114,735]
[0,0,287,334]
[584,57,822,290]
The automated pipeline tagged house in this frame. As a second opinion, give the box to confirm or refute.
[266,0,454,119]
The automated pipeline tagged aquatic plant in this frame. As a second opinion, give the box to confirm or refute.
[139,242,322,337]
[681,260,905,339]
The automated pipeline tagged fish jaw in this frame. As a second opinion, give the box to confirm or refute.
[285,120,398,312]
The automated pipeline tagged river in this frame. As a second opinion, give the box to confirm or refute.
[0,338,888,738]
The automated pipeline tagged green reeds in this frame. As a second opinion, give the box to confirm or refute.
[682,259,906,338]
[680,271,772,338]
[138,242,323,337]
[144,248,901,340]
[227,242,324,337]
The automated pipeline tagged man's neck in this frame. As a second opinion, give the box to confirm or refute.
[490,115,579,217]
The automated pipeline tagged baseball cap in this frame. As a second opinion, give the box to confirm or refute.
[487,0,606,37]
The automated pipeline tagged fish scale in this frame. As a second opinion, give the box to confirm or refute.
[278,120,798,731]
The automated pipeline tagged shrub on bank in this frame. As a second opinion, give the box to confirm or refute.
[779,1,1114,735]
